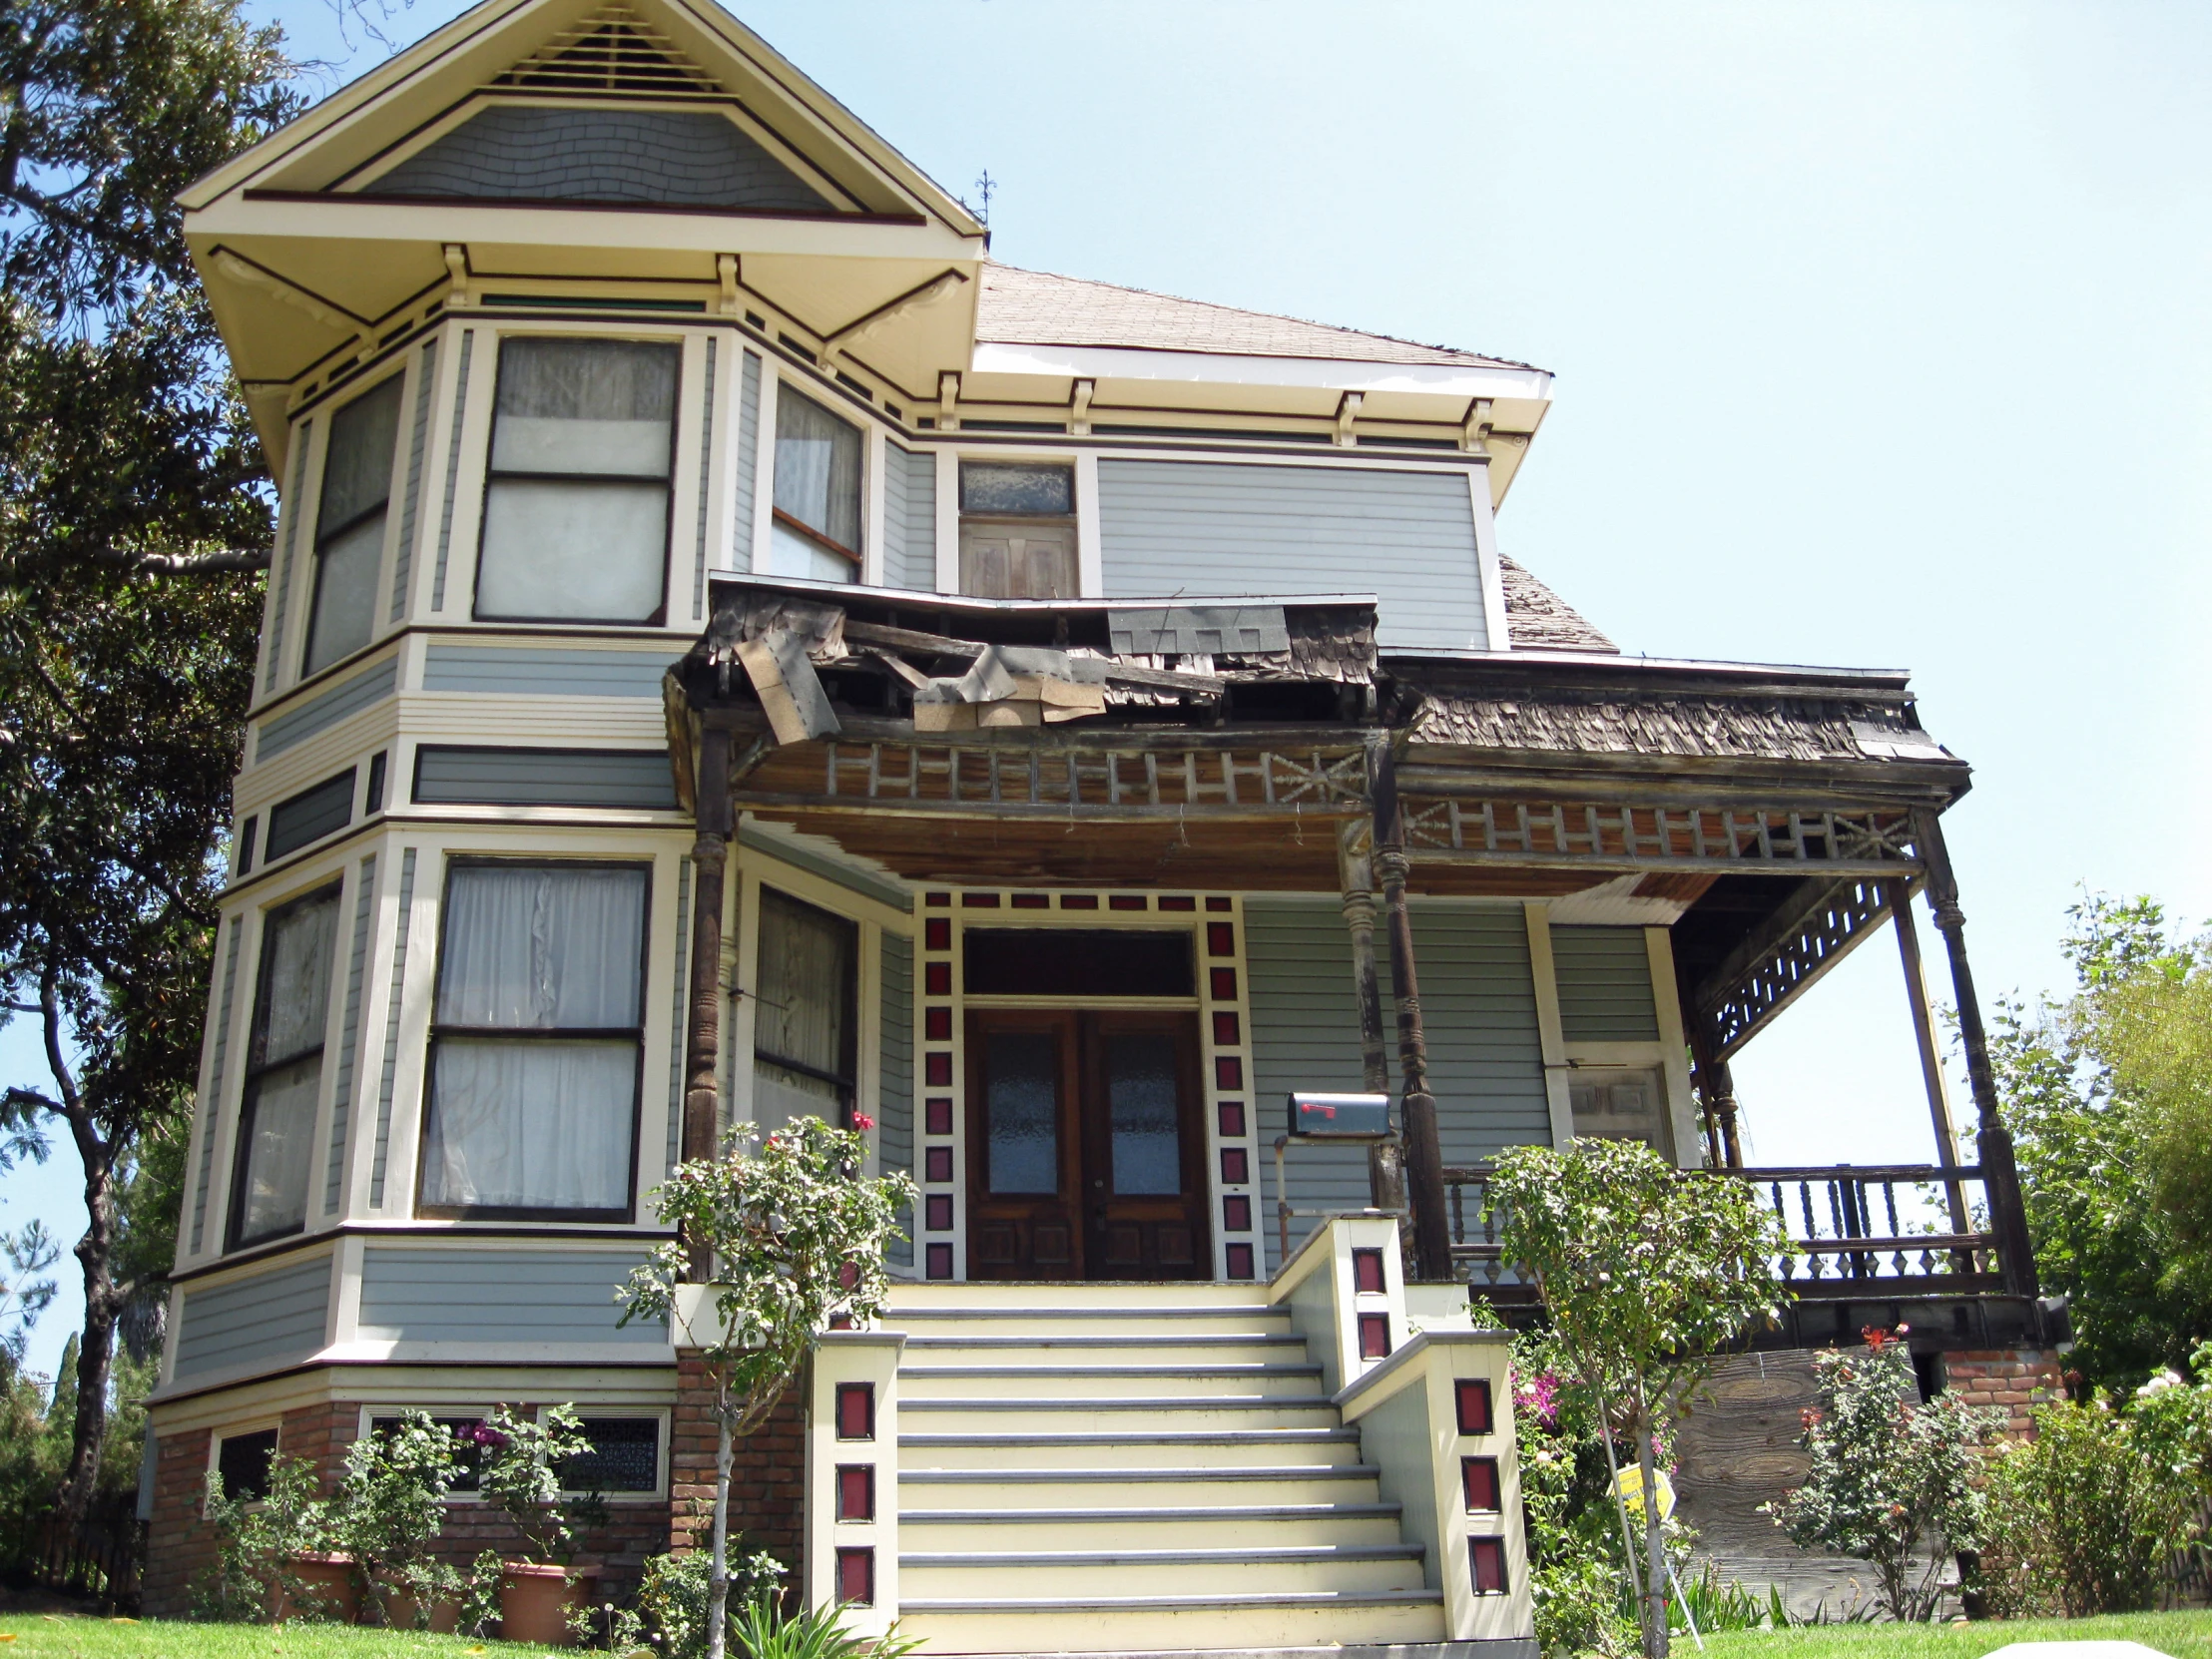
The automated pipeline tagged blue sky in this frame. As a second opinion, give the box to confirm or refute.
[4,0,2206,1379]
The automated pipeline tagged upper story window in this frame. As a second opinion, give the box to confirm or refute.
[417,860,649,1221]
[771,387,862,582]
[752,887,856,1130]
[229,883,342,1250]
[302,375,403,675]
[959,461,1075,598]
[477,338,678,624]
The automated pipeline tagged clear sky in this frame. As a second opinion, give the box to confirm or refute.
[4,0,2206,1379]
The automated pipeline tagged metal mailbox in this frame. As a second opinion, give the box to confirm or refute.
[1288,1092,1392,1140]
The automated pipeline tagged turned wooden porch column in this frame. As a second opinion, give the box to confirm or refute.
[1368,743,1452,1282]
[682,728,734,1277]
[1673,965,1743,1169]
[1886,876,1971,1234]
[1337,822,1407,1226]
[1911,809,2038,1297]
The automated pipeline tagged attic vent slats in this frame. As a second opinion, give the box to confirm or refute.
[493,5,720,97]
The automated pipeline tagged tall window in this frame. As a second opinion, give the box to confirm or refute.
[229,884,342,1249]
[303,375,403,674]
[771,387,862,582]
[477,338,678,623]
[418,862,649,1220]
[959,461,1076,598]
[752,888,856,1130]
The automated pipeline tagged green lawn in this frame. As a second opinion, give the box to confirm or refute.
[0,1616,560,1658]
[1702,1608,2212,1659]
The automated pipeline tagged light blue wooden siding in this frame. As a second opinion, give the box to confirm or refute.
[1551,926,1661,1042]
[691,338,718,621]
[356,1248,666,1344]
[265,430,313,692]
[368,847,416,1207]
[412,746,677,811]
[1097,460,1487,652]
[881,444,936,591]
[730,350,760,572]
[255,657,397,761]
[172,1254,332,1381]
[1247,898,1550,1272]
[390,339,436,622]
[325,854,376,1215]
[879,933,914,1268]
[430,329,474,609]
[421,645,679,698]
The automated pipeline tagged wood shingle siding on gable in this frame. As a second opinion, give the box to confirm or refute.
[880,932,914,1269]
[172,1254,333,1381]
[255,658,397,762]
[1246,898,1550,1272]
[1549,926,1661,1043]
[355,1247,665,1344]
[880,442,936,591]
[1097,461,1488,653]
[368,106,833,212]
[421,644,680,697]
[411,745,678,810]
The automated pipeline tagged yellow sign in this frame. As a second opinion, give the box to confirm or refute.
[1612,1463,1677,1523]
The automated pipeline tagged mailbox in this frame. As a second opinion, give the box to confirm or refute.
[1288,1092,1392,1140]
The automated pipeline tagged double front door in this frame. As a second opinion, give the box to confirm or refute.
[966,1010,1210,1280]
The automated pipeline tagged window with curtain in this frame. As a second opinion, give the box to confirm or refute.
[229,884,342,1249]
[418,861,649,1219]
[476,338,679,624]
[753,888,856,1131]
[303,374,404,675]
[770,387,862,582]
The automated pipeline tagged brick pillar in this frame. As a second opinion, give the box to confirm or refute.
[142,1425,215,1618]
[1944,1348,2065,1443]
[669,1353,806,1585]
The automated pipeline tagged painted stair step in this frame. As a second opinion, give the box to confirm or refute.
[901,1555,1428,1596]
[899,1426,1366,1470]
[898,1367,1324,1400]
[899,1332,1310,1347]
[900,1466,1383,1507]
[899,1508,1406,1550]
[892,1590,1450,1651]
[899,1461,1382,1482]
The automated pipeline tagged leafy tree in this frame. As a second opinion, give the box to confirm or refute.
[622,1117,915,1659]
[1989,894,2212,1389]
[1488,1138,1787,1659]
[1770,1329,2000,1621]
[0,1219,61,1367]
[0,0,295,1521]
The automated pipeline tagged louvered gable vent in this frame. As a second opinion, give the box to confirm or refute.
[492,5,721,97]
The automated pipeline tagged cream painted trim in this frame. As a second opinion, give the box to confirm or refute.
[1467,464,1509,653]
[1074,451,1103,597]
[151,1362,678,1437]
[863,422,888,588]
[751,368,780,575]
[1645,927,1701,1167]
[328,1234,365,1348]
[932,448,958,593]
[1521,903,1575,1148]
[968,340,1553,402]
[534,1402,673,1501]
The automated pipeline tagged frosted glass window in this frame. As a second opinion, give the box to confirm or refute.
[752,888,856,1131]
[771,387,861,578]
[230,884,341,1248]
[984,1032,1059,1196]
[477,338,678,623]
[304,375,402,674]
[419,862,649,1218]
[1105,1033,1181,1196]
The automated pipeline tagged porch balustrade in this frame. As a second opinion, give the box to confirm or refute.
[1437,1160,2004,1300]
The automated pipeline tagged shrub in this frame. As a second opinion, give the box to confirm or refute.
[196,1451,338,1622]
[473,1401,607,1565]
[587,1546,789,1655]
[1770,1329,2002,1622]
[333,1408,465,1627]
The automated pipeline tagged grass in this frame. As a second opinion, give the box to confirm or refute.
[1700,1607,2212,1659]
[0,1615,556,1658]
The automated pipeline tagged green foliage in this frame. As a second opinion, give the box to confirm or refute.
[196,1453,337,1623]
[334,1411,465,1628]
[0,1221,61,1367]
[472,1404,606,1567]
[1974,1347,2212,1618]
[586,1547,788,1656]
[1770,1332,2001,1622]
[726,1593,921,1659]
[1991,893,2212,1389]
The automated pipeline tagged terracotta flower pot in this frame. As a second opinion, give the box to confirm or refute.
[371,1566,459,1632]
[272,1551,360,1623]
[500,1560,602,1646]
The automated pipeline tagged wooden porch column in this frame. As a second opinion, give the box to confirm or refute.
[1368,744,1452,1282]
[1673,967,1742,1169]
[1911,810,2039,1297]
[1887,877,1970,1234]
[682,729,734,1275]
[1337,822,1406,1223]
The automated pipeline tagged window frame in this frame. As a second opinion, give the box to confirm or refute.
[953,453,1084,600]
[752,883,861,1129]
[414,854,653,1225]
[207,1420,283,1510]
[301,370,406,679]
[541,1405,670,1502]
[227,879,345,1253]
[769,379,866,575]
[471,334,681,628]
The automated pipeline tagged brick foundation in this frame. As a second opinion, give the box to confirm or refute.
[1945,1347,2065,1441]
[668,1353,806,1581]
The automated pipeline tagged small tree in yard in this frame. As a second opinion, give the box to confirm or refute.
[1771,1328,2001,1621]
[622,1115,916,1659]
[334,1410,465,1626]
[1488,1138,1788,1659]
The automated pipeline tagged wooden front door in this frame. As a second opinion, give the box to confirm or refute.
[966,1010,1210,1281]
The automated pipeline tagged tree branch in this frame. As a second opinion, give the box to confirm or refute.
[88,545,273,576]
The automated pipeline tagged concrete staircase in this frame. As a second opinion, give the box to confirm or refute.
[879,1283,1447,1653]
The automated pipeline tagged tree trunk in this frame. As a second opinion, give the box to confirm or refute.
[706,1385,735,1659]
[41,976,121,1525]
[1634,1387,1669,1659]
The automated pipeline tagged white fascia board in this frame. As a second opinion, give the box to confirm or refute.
[969,340,1553,403]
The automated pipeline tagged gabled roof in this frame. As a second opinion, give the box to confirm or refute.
[975,264,1539,371]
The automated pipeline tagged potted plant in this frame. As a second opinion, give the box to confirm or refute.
[199,1450,357,1624]
[334,1408,466,1629]
[473,1403,609,1645]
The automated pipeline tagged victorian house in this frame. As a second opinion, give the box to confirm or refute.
[141,0,2062,1647]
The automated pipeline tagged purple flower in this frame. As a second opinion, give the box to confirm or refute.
[1514,1370,1562,1427]
[464,1420,508,1449]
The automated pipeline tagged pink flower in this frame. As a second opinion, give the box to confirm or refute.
[1513,1370,1562,1428]
[851,1112,875,1131]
